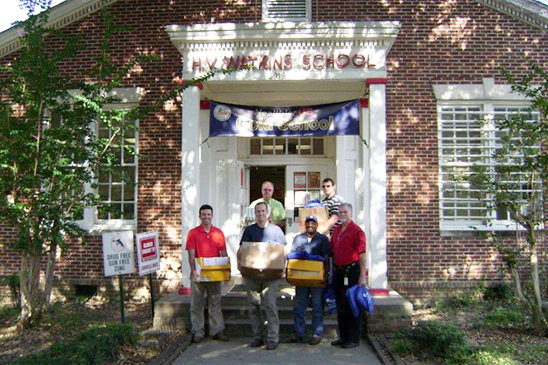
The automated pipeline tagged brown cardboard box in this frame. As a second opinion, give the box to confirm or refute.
[286,259,326,287]
[298,206,329,233]
[240,241,286,280]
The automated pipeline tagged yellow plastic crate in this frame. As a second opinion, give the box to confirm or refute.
[196,257,231,282]
[286,259,325,287]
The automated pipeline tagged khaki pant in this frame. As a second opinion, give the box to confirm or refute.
[190,280,225,337]
[244,277,280,343]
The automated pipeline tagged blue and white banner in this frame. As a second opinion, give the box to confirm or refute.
[209,100,360,137]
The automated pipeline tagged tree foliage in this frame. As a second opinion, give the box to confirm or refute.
[471,63,548,334]
[0,5,246,329]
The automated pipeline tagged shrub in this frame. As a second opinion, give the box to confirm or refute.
[396,321,471,363]
[12,323,138,365]
[483,284,514,302]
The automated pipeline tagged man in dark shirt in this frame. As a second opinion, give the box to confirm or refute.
[237,202,286,351]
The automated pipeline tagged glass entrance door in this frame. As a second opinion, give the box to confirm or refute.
[285,165,330,243]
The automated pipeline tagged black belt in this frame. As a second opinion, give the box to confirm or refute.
[335,262,359,271]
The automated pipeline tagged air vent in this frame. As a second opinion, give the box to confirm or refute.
[263,0,310,22]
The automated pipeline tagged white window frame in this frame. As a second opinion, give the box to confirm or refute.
[262,0,311,22]
[435,78,538,232]
[77,88,143,233]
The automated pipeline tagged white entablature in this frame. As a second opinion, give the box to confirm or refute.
[166,21,401,82]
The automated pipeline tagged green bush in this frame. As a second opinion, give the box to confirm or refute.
[482,284,514,302]
[12,323,138,365]
[396,321,471,363]
[0,305,20,324]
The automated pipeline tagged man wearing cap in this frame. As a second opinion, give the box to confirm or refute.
[288,215,331,345]
[329,203,366,349]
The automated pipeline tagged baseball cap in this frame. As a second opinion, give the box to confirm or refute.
[305,215,318,223]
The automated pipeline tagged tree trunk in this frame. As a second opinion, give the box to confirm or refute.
[42,243,57,309]
[510,267,527,303]
[19,253,44,330]
[529,242,548,334]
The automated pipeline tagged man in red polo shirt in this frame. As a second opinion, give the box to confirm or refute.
[186,204,229,343]
[329,203,366,349]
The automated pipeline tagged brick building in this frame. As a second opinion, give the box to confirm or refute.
[1,0,547,303]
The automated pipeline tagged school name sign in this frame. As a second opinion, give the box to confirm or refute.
[209,100,360,137]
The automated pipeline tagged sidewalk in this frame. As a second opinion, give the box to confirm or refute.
[171,337,383,365]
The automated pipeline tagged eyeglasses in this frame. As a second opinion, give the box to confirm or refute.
[322,185,331,188]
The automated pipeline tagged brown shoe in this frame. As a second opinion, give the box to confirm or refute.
[192,334,203,343]
[288,333,305,343]
[250,338,265,347]
[213,332,229,342]
[309,337,322,345]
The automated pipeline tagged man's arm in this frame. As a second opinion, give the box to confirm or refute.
[358,252,367,287]
[318,214,338,235]
[188,249,199,282]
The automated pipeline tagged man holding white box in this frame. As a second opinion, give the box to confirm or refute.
[186,204,229,343]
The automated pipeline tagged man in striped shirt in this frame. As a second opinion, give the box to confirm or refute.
[319,178,344,236]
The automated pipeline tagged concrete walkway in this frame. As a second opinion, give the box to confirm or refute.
[172,337,382,365]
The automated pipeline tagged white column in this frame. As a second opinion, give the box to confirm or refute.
[361,103,372,281]
[181,86,201,288]
[368,83,388,291]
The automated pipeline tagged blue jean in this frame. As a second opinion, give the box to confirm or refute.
[293,286,325,338]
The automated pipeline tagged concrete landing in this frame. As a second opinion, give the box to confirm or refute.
[171,337,382,365]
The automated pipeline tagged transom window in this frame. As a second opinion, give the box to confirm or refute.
[438,104,540,230]
[250,137,324,156]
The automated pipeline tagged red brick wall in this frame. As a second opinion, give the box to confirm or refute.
[1,0,547,302]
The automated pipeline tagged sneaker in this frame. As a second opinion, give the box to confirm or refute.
[250,338,265,347]
[309,337,322,345]
[331,338,344,346]
[288,333,305,343]
[341,341,359,349]
[192,335,203,343]
[213,332,229,342]
[266,341,278,350]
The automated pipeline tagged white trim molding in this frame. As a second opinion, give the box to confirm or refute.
[0,0,118,58]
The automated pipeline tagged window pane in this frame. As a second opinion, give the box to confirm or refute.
[312,138,324,155]
[288,138,298,154]
[250,138,261,155]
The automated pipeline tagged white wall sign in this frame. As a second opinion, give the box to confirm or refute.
[136,231,161,276]
[102,231,135,277]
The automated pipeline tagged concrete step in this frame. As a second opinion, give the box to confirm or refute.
[153,278,413,335]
